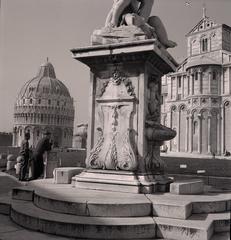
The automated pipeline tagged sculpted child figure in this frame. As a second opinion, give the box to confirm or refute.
[105,0,177,48]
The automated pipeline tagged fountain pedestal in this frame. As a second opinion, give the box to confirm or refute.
[71,39,177,193]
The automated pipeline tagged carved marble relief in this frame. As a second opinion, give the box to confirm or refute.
[144,74,176,172]
[86,70,137,171]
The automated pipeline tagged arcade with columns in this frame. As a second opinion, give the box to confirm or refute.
[161,9,231,155]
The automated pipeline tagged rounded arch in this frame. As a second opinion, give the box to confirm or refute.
[178,104,187,112]
[223,100,231,108]
[190,108,198,116]
[170,104,177,112]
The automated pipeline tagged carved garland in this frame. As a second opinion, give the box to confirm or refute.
[100,70,135,97]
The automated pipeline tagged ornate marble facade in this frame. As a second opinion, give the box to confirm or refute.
[13,61,75,148]
[161,12,231,156]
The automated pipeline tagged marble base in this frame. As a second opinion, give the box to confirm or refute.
[73,169,172,194]
[170,180,204,195]
[53,167,84,184]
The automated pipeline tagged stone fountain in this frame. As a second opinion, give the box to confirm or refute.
[71,0,178,193]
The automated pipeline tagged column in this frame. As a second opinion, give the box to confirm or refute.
[198,114,202,153]
[207,114,211,154]
[176,77,178,100]
[170,77,172,100]
[12,128,17,147]
[217,71,220,95]
[189,115,193,153]
[187,75,190,96]
[221,106,225,154]
[169,111,172,151]
[221,69,224,94]
[191,74,194,95]
[177,110,180,152]
[185,116,189,152]
[199,71,202,94]
[217,113,221,155]
[182,76,185,99]
[208,72,212,94]
[229,67,231,94]
[166,112,171,151]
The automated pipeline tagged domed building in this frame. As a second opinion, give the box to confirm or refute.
[13,61,75,148]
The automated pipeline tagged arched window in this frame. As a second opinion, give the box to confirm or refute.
[48,99,51,105]
[193,121,198,134]
[201,38,208,52]
[213,71,217,80]
[30,99,33,104]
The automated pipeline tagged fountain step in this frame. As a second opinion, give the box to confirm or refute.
[154,212,230,240]
[12,186,34,201]
[0,195,11,215]
[211,232,230,240]
[147,192,231,218]
[10,200,156,239]
[10,184,231,219]
[33,186,152,217]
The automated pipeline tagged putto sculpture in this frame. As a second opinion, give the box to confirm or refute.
[93,0,177,48]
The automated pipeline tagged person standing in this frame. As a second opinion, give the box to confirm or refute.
[30,131,52,180]
[19,132,31,181]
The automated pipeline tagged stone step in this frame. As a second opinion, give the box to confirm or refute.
[13,184,230,220]
[210,232,230,240]
[0,195,11,215]
[212,213,231,233]
[154,212,230,240]
[147,193,231,219]
[33,187,152,217]
[12,187,34,201]
[11,200,156,239]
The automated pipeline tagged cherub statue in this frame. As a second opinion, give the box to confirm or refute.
[105,0,177,48]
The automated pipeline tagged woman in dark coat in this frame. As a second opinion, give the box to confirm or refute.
[30,131,52,180]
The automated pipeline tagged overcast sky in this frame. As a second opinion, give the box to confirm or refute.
[0,0,231,132]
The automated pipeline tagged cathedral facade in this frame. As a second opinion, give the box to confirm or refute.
[161,12,231,156]
[13,61,75,148]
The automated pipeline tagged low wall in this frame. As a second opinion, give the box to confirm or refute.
[59,150,86,168]
[162,154,231,177]
[0,146,20,155]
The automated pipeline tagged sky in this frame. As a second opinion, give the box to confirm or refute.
[0,0,231,133]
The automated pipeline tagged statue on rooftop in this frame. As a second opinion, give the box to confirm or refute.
[104,0,177,48]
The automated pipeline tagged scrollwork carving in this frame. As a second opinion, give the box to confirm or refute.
[116,129,137,171]
[105,131,118,170]
[87,128,105,169]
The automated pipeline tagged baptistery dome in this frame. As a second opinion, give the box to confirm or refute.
[13,61,75,148]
